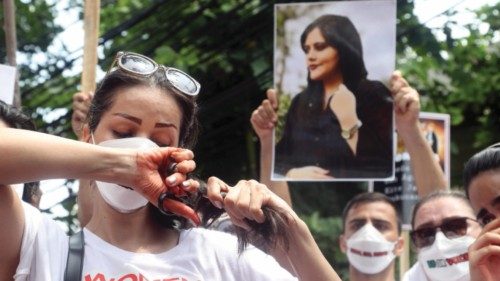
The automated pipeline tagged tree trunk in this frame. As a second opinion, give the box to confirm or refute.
[81,0,101,94]
[3,0,20,107]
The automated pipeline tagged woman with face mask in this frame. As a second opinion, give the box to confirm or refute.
[274,14,393,180]
[404,191,482,281]
[0,51,341,281]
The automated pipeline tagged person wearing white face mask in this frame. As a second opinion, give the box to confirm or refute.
[404,191,482,281]
[339,192,405,281]
[0,51,343,281]
[91,137,158,213]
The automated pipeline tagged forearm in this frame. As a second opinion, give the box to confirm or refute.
[0,128,134,185]
[270,215,341,281]
[260,137,292,206]
[399,124,447,196]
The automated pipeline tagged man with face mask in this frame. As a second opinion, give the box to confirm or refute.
[339,192,404,281]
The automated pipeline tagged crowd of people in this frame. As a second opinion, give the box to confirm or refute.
[0,14,498,281]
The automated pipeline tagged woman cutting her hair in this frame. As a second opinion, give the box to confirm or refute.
[0,51,339,281]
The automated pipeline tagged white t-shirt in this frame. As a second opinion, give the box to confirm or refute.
[15,202,298,281]
[402,262,428,281]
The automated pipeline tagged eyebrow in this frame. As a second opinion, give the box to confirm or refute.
[113,113,178,129]
[348,218,367,225]
[113,113,142,125]
[154,122,178,129]
[372,218,391,225]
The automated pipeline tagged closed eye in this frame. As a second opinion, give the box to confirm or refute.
[112,130,134,138]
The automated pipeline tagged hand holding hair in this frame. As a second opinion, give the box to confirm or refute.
[131,147,202,225]
[204,176,293,252]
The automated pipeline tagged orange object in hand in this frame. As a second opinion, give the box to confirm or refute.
[158,192,201,226]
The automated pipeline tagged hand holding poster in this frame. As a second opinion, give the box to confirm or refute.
[375,112,451,229]
[272,0,396,181]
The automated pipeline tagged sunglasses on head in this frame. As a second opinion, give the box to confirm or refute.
[107,51,201,96]
[410,217,478,248]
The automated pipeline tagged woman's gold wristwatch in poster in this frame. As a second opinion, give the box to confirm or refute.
[341,120,363,139]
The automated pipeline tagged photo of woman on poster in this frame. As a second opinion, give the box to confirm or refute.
[273,1,395,181]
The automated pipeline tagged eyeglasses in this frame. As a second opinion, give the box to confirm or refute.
[107,51,200,96]
[410,217,478,248]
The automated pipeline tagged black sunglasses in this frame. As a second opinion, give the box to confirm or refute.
[410,217,478,248]
[107,51,201,96]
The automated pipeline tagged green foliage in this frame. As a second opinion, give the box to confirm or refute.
[398,1,500,184]
[0,0,61,57]
[396,0,443,60]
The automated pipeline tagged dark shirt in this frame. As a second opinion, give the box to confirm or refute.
[274,80,393,179]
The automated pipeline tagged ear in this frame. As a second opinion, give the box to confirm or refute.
[393,235,405,256]
[339,233,348,253]
[81,124,92,143]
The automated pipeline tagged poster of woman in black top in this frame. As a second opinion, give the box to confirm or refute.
[273,1,396,181]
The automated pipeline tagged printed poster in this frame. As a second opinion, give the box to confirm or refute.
[272,0,396,181]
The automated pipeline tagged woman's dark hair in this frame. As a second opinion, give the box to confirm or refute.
[0,100,36,130]
[299,15,368,117]
[410,190,473,229]
[0,100,41,207]
[88,60,289,252]
[464,144,500,198]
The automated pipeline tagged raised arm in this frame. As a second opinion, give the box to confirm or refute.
[250,89,292,206]
[205,177,341,281]
[0,128,197,278]
[390,71,447,196]
[70,91,95,226]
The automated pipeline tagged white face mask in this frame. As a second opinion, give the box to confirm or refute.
[346,223,398,274]
[418,231,474,281]
[93,137,158,213]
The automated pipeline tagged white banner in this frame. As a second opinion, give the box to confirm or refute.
[0,64,16,105]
